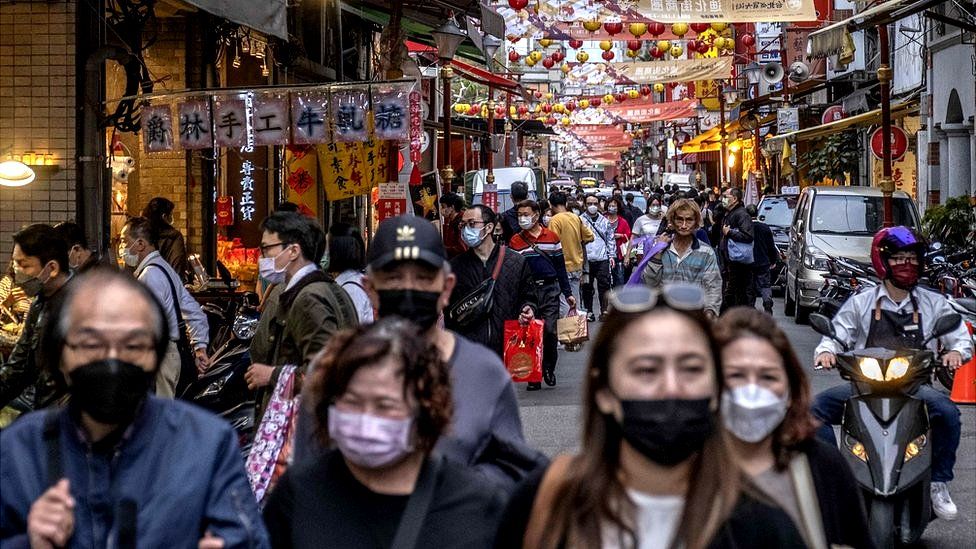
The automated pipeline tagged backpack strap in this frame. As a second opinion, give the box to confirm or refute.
[491,246,506,281]
[42,408,62,487]
[390,454,444,549]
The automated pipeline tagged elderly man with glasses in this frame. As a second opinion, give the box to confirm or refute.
[0,268,269,548]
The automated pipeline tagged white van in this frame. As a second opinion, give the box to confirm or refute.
[469,167,539,212]
[661,173,691,191]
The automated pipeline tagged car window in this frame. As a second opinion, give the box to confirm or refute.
[757,196,797,227]
[810,195,917,235]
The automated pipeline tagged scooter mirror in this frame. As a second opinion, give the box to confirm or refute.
[809,313,835,338]
[924,313,962,346]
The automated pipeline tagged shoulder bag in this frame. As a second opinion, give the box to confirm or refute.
[390,454,444,549]
[446,247,506,329]
[727,238,755,264]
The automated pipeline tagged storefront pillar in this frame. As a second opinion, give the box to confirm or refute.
[942,122,973,199]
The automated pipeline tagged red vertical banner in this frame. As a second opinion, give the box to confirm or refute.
[483,181,498,213]
[408,91,423,185]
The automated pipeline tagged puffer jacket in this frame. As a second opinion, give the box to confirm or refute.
[0,397,270,548]
[448,244,538,357]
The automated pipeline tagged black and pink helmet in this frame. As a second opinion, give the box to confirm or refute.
[871,226,926,279]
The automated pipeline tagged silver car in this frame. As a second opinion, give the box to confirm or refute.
[785,186,921,324]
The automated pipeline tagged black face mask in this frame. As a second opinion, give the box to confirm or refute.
[377,289,442,331]
[614,398,715,466]
[68,359,152,425]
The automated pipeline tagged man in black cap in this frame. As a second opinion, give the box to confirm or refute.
[293,215,528,488]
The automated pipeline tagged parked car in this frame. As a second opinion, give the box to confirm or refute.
[785,186,921,324]
[756,193,798,294]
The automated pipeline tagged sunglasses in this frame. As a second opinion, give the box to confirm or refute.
[607,283,706,313]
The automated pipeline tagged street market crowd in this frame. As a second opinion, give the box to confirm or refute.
[0,182,969,548]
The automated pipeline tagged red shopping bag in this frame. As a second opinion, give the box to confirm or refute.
[504,319,544,383]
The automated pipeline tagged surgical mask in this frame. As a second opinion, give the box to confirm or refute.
[608,207,618,214]
[613,397,715,466]
[13,264,51,298]
[258,247,292,284]
[328,405,414,469]
[572,209,581,216]
[122,247,140,268]
[68,359,152,425]
[889,262,920,290]
[462,225,487,248]
[721,197,732,208]
[721,384,789,443]
[518,216,535,231]
[542,215,552,226]
[377,288,441,331]
[587,205,599,216]
[649,205,662,216]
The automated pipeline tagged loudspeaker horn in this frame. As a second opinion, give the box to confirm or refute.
[761,62,785,84]
[789,61,811,83]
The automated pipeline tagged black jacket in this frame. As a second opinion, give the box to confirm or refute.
[448,244,537,357]
[798,438,875,549]
[500,207,520,245]
[752,221,779,269]
[720,203,754,262]
[622,203,642,227]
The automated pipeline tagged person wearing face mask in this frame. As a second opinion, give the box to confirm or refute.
[496,284,806,549]
[718,187,754,312]
[546,192,593,320]
[247,212,358,422]
[326,223,373,324]
[53,222,112,274]
[293,215,529,488]
[628,197,666,267]
[812,226,971,521]
[120,217,210,398]
[578,195,614,321]
[448,205,537,357]
[263,319,508,548]
[605,197,631,287]
[715,308,872,549]
[0,225,73,413]
[141,197,191,284]
[439,192,468,260]
[0,269,269,548]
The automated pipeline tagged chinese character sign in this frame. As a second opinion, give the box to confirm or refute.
[213,97,247,148]
[376,181,409,222]
[291,91,330,145]
[142,104,175,153]
[239,160,257,222]
[285,144,319,216]
[253,93,290,146]
[331,88,370,143]
[178,100,213,149]
[317,141,386,201]
[371,82,412,141]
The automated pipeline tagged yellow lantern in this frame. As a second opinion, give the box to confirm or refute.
[554,103,565,113]
[533,103,542,113]
[719,37,734,50]
[539,38,553,48]
[454,103,466,114]
[603,93,615,104]
[579,99,590,109]
[561,116,571,126]
[629,23,648,38]
[529,50,542,62]
[561,63,571,74]
[625,49,638,58]
[576,51,589,62]
[671,23,689,37]
[670,45,683,57]
[656,40,671,52]
[481,105,488,117]
[599,40,613,51]
[653,83,665,93]
[544,92,553,100]
[526,56,537,67]
[509,105,517,116]
[710,22,728,32]
[582,20,602,33]
[627,89,640,99]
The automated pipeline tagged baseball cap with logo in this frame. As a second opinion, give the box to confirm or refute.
[367,215,446,271]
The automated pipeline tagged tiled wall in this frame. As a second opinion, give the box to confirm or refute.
[0,0,78,266]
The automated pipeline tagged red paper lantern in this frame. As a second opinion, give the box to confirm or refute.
[508,0,529,10]
[495,105,506,117]
[542,57,555,69]
[650,46,664,59]
[545,115,557,125]
[626,39,642,51]
[648,22,666,36]
[517,104,529,116]
[468,104,480,115]
[534,90,543,99]
[604,22,624,36]
[552,50,565,62]
[602,50,615,61]
[569,39,584,49]
[740,34,756,48]
[541,103,552,113]
[690,23,709,34]
[508,49,520,62]
[590,97,602,107]
[565,101,576,112]
[614,92,627,103]
[640,85,652,96]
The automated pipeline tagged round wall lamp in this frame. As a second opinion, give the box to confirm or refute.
[0,160,36,187]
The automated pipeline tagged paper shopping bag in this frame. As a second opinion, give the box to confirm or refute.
[504,319,544,383]
[557,308,589,345]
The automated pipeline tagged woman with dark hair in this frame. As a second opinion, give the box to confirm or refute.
[714,308,873,549]
[141,196,189,282]
[263,318,507,548]
[497,285,805,549]
[327,223,373,323]
[605,196,631,286]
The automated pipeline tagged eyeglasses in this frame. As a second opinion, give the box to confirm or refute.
[889,256,919,266]
[459,219,487,228]
[64,338,156,363]
[607,283,706,313]
[259,241,292,258]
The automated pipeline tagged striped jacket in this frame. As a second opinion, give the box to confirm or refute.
[641,238,723,316]
[509,228,573,297]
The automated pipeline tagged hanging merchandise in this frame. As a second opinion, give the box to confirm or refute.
[252,92,291,146]
[141,104,175,153]
[178,99,212,150]
[216,196,235,226]
[291,90,330,144]
[371,82,412,142]
[213,95,248,149]
[331,86,370,143]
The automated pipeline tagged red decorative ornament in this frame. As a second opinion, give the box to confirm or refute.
[648,22,666,36]
[626,39,642,51]
[541,103,552,113]
[640,85,652,96]
[508,0,529,10]
[545,115,557,126]
[564,101,576,112]
[534,90,543,99]
[690,23,709,34]
[614,92,627,103]
[740,34,756,48]
[569,39,584,49]
[590,97,602,107]
[507,35,520,44]
[650,46,664,59]
[468,104,480,116]
[508,49,520,62]
[495,105,506,117]
[552,50,565,62]
[604,22,624,35]
[602,50,615,61]
[542,56,555,69]
[692,40,707,53]
[517,104,529,116]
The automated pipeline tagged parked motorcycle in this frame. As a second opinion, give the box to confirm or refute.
[933,297,976,391]
[810,312,963,549]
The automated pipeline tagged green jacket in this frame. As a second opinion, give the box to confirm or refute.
[250,269,358,419]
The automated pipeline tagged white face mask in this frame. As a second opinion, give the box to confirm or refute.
[721,383,790,443]
[542,215,552,226]
[258,246,292,284]
[607,207,618,214]
[122,246,140,268]
[586,205,599,215]
[328,405,414,469]
[518,215,535,230]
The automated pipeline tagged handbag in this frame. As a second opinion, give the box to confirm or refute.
[727,238,755,264]
[446,246,506,329]
[147,263,197,395]
[788,453,829,549]
[246,365,300,507]
[504,319,544,383]
[557,307,589,345]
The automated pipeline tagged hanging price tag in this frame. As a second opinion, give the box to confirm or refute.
[408,90,423,185]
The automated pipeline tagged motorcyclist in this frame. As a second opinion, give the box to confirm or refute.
[811,226,972,521]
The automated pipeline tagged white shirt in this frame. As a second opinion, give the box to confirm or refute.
[134,251,209,348]
[603,490,684,549]
[631,215,664,255]
[815,284,973,360]
[336,270,374,323]
[285,263,319,291]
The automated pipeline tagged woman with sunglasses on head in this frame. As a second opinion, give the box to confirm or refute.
[714,308,873,549]
[496,285,806,549]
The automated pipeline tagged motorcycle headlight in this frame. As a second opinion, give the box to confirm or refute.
[858,357,884,381]
[844,433,868,462]
[885,357,911,381]
[904,434,927,462]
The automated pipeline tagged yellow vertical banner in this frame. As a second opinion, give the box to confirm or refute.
[317,141,388,201]
[285,145,319,216]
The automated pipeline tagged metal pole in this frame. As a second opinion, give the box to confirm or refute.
[878,24,894,227]
[440,62,455,193]
[719,85,729,187]
[487,85,495,186]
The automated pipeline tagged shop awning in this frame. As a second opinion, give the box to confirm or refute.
[179,0,287,39]
[807,0,945,58]
[681,114,776,154]
[765,101,919,144]
[682,151,721,163]
[406,41,520,92]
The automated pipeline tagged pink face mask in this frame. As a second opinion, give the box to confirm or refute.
[328,405,414,468]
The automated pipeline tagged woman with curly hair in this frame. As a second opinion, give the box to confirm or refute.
[262,318,507,548]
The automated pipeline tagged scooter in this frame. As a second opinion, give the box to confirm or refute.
[810,312,962,549]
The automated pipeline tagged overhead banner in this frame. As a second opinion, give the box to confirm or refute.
[608,58,733,85]
[317,140,390,201]
[601,100,698,123]
[634,0,816,22]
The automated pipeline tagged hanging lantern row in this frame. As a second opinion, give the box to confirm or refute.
[512,31,740,68]
[509,20,734,45]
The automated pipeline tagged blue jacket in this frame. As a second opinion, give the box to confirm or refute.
[0,397,269,548]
